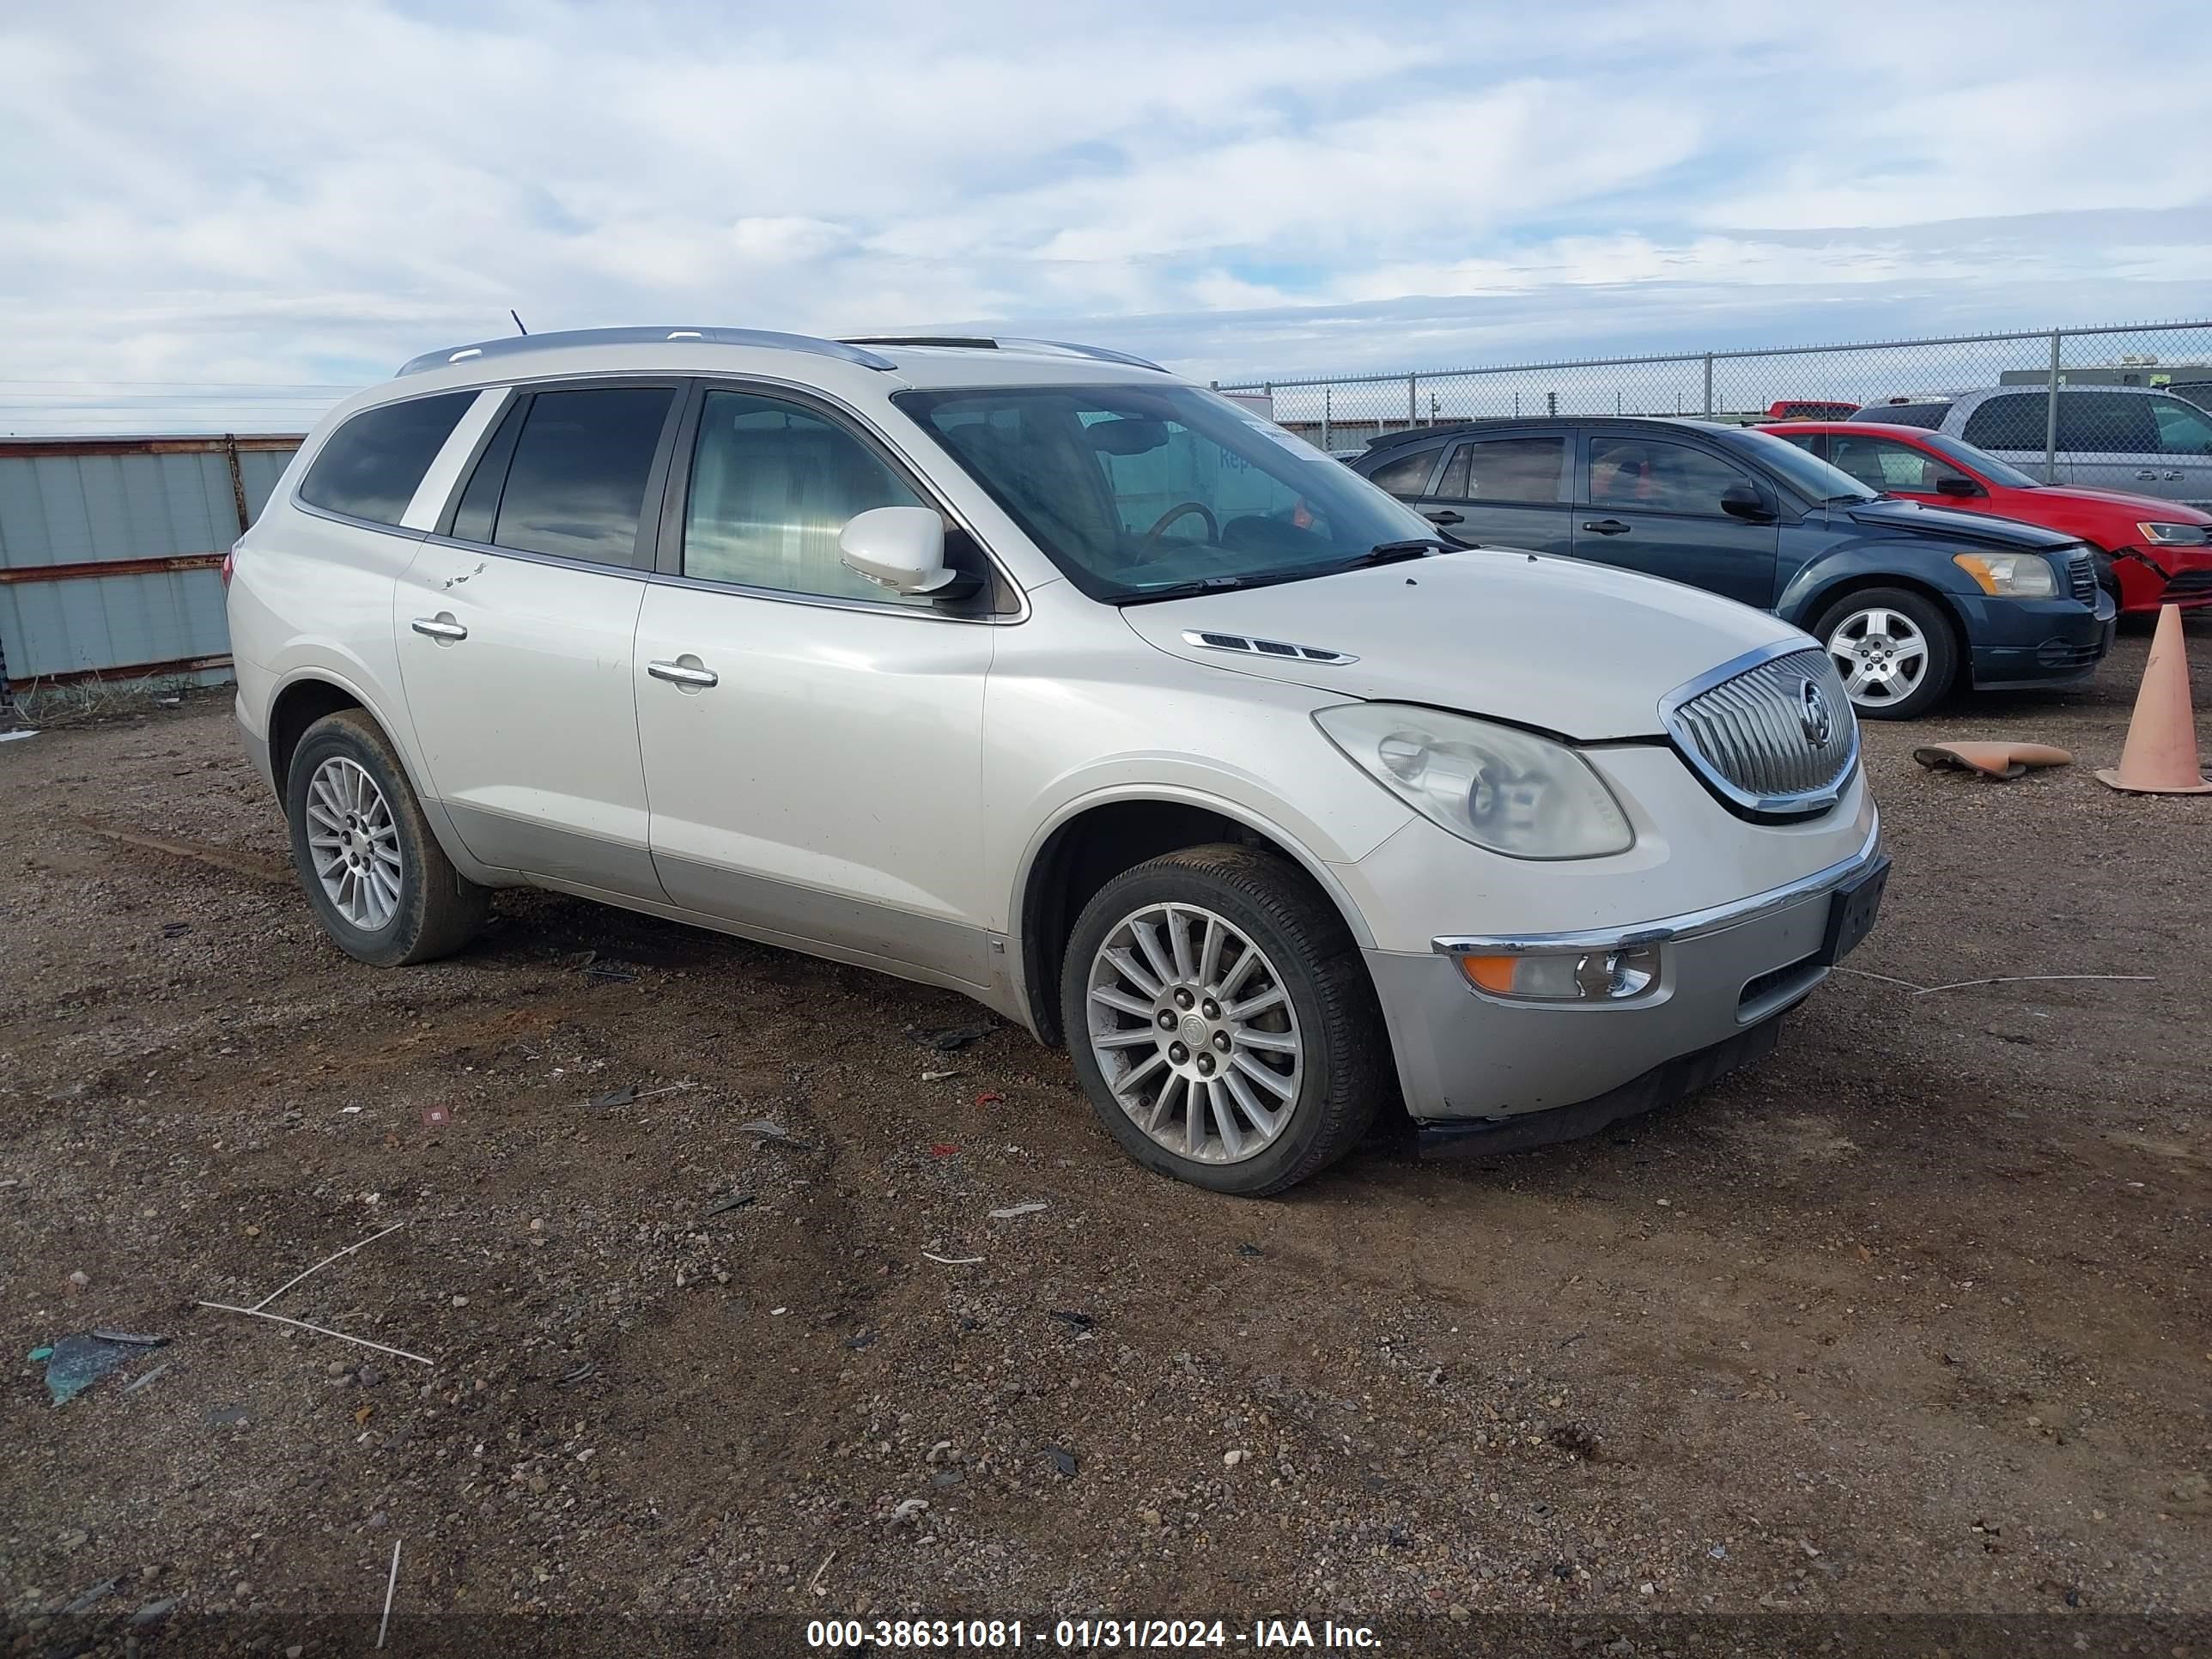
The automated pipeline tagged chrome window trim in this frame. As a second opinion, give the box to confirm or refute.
[641,565,1026,626]
[1431,814,1881,957]
[410,532,1026,628]
[365,367,1030,625]
[291,498,430,541]
[1657,637,1859,818]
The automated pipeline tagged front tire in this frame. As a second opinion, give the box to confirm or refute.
[1060,845,1390,1196]
[1812,586,1958,720]
[285,709,488,966]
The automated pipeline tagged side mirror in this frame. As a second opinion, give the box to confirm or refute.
[839,506,975,598]
[1720,481,1777,522]
[1935,475,1982,498]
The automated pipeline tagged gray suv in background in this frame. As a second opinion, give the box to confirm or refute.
[1851,386,2212,507]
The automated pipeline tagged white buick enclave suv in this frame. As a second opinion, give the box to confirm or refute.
[228,328,1886,1194]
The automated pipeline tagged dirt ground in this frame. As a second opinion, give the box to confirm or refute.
[3,622,2209,1656]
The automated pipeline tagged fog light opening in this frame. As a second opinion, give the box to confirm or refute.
[1455,945,1661,1002]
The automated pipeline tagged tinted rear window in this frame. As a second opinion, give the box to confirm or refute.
[297,393,475,525]
[1854,402,1948,430]
[2054,392,2162,453]
[1366,445,1443,496]
[1447,435,1569,503]
[487,386,676,563]
[1960,394,2050,451]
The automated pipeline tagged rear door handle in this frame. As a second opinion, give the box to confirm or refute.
[1423,508,1464,525]
[1580,519,1632,536]
[2137,469,2160,480]
[410,615,467,641]
[647,658,719,690]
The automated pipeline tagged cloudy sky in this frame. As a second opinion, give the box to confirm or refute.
[3,0,2209,431]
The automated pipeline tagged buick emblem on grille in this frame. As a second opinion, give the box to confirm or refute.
[1798,678,1835,748]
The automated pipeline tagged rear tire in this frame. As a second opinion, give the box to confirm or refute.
[285,709,488,966]
[1812,586,1957,721]
[1060,844,1390,1196]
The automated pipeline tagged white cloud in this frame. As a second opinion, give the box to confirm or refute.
[0,0,2206,429]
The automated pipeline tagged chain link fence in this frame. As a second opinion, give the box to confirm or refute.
[1218,320,2212,502]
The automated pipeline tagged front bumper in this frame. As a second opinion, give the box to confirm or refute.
[2115,546,2212,614]
[1963,588,2115,689]
[1415,1018,1781,1155]
[1364,823,1884,1132]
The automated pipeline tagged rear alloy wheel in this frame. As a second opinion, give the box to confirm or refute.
[304,756,404,932]
[1813,587,1956,720]
[1061,845,1389,1196]
[285,709,488,966]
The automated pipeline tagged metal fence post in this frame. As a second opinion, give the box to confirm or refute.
[2044,331,2062,483]
[1322,388,1331,453]
[1702,355,1715,417]
[1407,374,1417,428]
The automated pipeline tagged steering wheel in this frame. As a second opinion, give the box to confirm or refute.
[1143,501,1219,548]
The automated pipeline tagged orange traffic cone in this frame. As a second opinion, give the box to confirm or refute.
[2095,605,2212,794]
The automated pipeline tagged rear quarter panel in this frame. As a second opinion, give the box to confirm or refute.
[227,505,440,809]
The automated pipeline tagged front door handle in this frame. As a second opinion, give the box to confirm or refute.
[647,658,719,690]
[1581,518,1632,536]
[2137,469,2160,481]
[411,615,467,641]
[1423,508,1464,525]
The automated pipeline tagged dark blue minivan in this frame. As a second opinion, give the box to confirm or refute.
[1349,416,2115,719]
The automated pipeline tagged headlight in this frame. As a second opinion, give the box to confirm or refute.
[1315,703,1633,860]
[2138,521,2209,546]
[1952,552,2057,597]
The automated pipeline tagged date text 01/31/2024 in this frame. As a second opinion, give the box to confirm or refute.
[805,1619,1383,1650]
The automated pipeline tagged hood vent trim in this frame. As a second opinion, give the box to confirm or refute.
[1180,629,1358,665]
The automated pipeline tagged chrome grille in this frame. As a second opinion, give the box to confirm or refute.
[1661,645,1858,818]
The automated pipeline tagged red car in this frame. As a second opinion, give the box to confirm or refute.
[1759,421,2212,616]
[1764,398,1859,422]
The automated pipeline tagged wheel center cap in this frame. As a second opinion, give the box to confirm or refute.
[1179,1013,1209,1048]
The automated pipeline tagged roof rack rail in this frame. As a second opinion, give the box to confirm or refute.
[842,335,999,349]
[394,327,898,378]
[838,335,1167,373]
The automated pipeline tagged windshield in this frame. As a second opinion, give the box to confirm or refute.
[1723,426,1878,503]
[1920,431,2042,489]
[893,383,1437,601]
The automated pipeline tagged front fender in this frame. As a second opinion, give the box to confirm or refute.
[1775,536,1979,633]
[1009,776,1393,957]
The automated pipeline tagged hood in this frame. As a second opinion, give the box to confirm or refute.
[2020,483,2212,521]
[1840,495,2079,550]
[1116,549,1798,741]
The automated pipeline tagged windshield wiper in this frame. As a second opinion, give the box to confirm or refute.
[1353,538,1452,565]
[1118,573,1293,605]
[1118,539,1459,605]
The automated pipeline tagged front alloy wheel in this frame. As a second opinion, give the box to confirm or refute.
[1085,901,1304,1164]
[1827,605,1928,709]
[1060,845,1390,1195]
[1812,586,1957,720]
